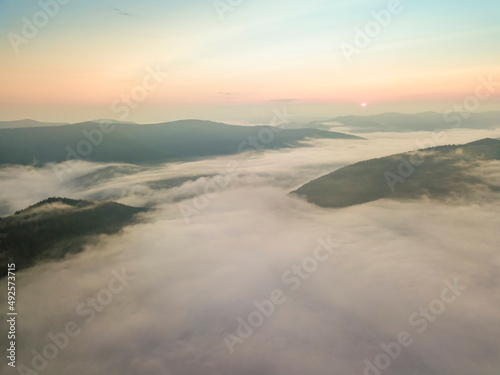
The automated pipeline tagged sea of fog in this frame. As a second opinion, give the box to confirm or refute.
[1,127,500,375]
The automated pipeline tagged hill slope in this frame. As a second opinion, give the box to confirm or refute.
[292,138,500,208]
[0,198,147,276]
[0,120,363,166]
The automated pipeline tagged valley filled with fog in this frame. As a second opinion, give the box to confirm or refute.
[1,127,500,375]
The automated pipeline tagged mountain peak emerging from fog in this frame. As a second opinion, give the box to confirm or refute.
[464,137,500,147]
[292,138,500,208]
[0,197,148,276]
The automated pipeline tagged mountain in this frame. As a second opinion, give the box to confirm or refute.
[281,112,500,133]
[93,119,140,125]
[292,138,500,208]
[0,119,362,166]
[0,197,148,276]
[0,119,68,129]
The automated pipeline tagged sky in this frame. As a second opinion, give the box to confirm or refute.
[0,0,499,123]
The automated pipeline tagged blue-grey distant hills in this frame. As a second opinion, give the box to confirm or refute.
[0,119,68,129]
[285,111,500,133]
[292,138,500,208]
[0,119,363,166]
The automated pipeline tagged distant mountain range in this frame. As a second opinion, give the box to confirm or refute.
[0,119,69,129]
[0,119,362,166]
[2,112,499,133]
[281,111,500,133]
[292,138,500,208]
[0,197,147,276]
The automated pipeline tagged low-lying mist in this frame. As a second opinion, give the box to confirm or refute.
[1,128,500,375]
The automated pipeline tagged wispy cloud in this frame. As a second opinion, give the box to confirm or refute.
[112,7,133,17]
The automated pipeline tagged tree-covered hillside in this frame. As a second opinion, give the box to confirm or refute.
[292,138,500,208]
[0,120,363,166]
[0,197,148,276]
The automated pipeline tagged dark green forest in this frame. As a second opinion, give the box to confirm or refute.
[293,138,500,208]
[0,197,147,277]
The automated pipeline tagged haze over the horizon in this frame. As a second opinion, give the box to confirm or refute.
[1,0,499,123]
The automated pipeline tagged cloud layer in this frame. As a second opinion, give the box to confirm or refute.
[1,129,500,375]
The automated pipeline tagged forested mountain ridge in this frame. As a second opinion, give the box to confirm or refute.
[292,138,500,208]
[0,197,148,276]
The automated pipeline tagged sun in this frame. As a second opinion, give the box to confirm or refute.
[361,103,367,107]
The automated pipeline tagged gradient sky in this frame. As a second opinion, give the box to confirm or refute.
[1,0,499,123]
